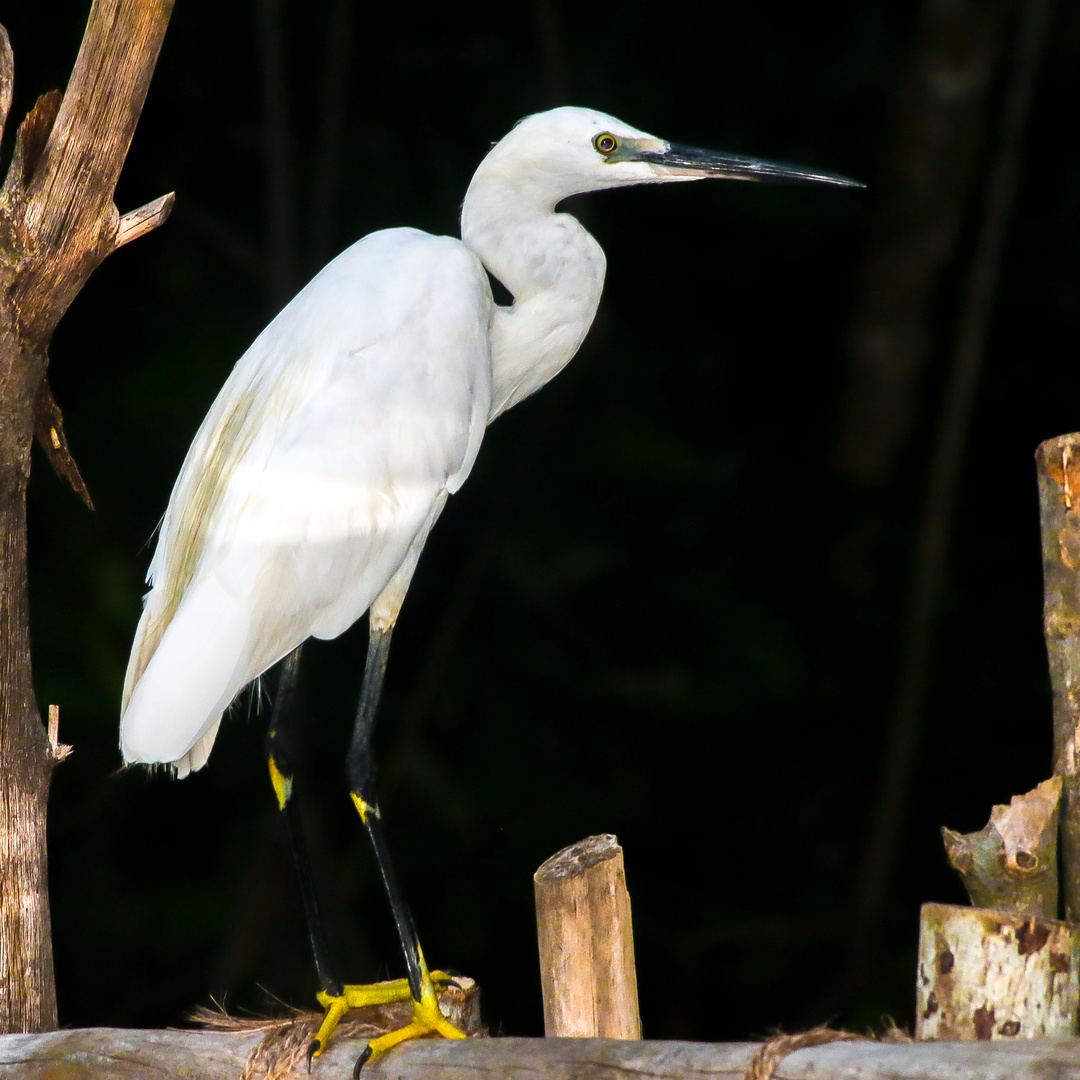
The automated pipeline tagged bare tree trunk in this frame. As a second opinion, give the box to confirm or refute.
[0,326,54,1032]
[0,0,174,1033]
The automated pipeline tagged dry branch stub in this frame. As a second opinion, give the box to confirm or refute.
[534,834,641,1038]
[941,776,1060,917]
[916,902,1079,1040]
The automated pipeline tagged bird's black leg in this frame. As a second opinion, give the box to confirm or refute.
[343,622,465,1072]
[264,645,345,1069]
[264,612,462,1070]
[345,625,426,1000]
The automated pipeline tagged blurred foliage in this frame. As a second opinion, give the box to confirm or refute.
[4,0,1080,1042]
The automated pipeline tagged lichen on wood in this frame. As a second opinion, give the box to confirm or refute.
[916,902,1079,1041]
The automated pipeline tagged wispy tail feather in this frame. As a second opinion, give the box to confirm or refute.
[120,574,253,773]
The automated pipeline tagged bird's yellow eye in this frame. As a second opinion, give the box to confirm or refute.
[593,132,619,155]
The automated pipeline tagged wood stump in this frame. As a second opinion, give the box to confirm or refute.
[534,834,641,1038]
[917,902,1079,1040]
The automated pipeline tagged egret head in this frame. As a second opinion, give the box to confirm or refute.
[468,106,862,210]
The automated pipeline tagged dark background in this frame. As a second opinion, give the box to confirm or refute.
[4,0,1080,1043]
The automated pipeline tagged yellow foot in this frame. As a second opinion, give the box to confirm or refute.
[307,969,465,1072]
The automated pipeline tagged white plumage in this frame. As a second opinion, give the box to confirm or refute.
[120,106,858,776]
[121,231,491,775]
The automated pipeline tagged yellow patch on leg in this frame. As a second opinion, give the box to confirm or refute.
[267,754,293,811]
[349,791,380,824]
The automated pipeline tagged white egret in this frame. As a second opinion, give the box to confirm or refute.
[120,106,859,1070]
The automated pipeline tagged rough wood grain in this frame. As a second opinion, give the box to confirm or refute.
[0,27,12,149]
[916,902,1079,1040]
[535,835,641,1039]
[6,0,175,342]
[6,1030,1080,1079]
[1038,434,1080,920]
[0,0,173,1034]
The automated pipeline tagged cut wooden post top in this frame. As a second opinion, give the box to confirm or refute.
[916,902,1079,1041]
[535,834,622,882]
[534,834,641,1040]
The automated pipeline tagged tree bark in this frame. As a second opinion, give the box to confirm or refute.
[0,327,53,1032]
[0,0,174,1033]
[1037,434,1080,920]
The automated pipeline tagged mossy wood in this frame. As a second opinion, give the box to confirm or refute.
[1037,434,1080,920]
[0,0,173,1033]
[534,834,641,1039]
[8,1030,1080,1078]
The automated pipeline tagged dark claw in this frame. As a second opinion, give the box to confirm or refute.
[306,1039,321,1073]
[352,1044,373,1079]
[435,976,462,990]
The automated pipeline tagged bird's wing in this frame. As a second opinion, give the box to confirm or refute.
[121,229,492,768]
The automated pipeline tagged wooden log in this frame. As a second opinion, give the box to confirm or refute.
[534,834,641,1038]
[9,1030,1080,1079]
[1037,434,1080,920]
[916,902,1079,1040]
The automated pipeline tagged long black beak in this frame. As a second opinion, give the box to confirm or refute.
[637,142,864,188]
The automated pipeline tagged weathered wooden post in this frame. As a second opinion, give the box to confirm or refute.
[912,434,1080,1043]
[1037,433,1080,918]
[534,834,641,1038]
[918,779,1079,1040]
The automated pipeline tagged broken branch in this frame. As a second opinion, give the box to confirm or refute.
[33,378,93,510]
[115,191,175,250]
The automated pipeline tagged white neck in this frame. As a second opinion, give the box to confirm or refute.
[461,169,606,420]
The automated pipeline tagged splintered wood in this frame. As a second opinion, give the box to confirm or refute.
[942,776,1061,917]
[534,834,641,1039]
